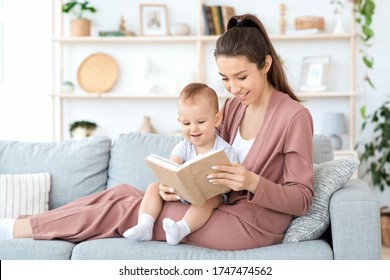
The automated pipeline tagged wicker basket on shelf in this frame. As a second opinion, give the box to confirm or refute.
[294,16,325,30]
[381,207,390,247]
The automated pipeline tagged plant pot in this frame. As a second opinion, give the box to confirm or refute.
[381,207,390,247]
[71,19,91,36]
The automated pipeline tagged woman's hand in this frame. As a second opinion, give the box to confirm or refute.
[158,183,181,201]
[207,163,260,193]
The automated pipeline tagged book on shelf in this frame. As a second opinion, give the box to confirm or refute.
[202,4,214,35]
[98,31,135,36]
[202,4,235,35]
[210,6,222,35]
[221,6,235,33]
[145,149,231,206]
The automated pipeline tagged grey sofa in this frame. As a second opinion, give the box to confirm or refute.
[0,133,381,260]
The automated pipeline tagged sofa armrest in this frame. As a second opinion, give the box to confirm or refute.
[330,179,381,259]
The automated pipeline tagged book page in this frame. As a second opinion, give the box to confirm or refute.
[146,154,180,171]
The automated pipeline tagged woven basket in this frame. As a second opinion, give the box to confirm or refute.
[77,53,119,93]
[295,16,325,30]
[381,207,390,247]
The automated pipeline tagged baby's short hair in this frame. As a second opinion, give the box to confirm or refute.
[179,83,219,113]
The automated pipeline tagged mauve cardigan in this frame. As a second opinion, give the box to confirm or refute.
[216,90,314,246]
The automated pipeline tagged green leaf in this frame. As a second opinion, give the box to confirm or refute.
[62,2,77,13]
[363,55,374,68]
[365,76,375,89]
[360,105,366,118]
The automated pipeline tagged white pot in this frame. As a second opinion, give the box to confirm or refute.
[170,23,190,36]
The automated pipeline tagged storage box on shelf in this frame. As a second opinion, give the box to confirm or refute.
[51,0,357,162]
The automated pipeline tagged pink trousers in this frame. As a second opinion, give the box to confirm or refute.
[30,184,259,250]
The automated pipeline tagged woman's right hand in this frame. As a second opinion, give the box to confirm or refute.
[159,183,180,202]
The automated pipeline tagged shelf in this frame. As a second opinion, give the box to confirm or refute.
[50,93,232,99]
[51,33,354,44]
[52,91,354,99]
[298,91,356,98]
[51,36,200,43]
[334,150,358,157]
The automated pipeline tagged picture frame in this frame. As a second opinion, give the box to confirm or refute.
[140,4,168,36]
[299,56,331,92]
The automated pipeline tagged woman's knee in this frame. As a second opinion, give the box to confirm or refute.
[112,183,144,196]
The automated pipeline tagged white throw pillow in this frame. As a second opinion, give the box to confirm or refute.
[0,173,51,218]
[282,158,359,243]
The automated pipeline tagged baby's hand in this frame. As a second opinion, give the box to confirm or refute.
[159,183,181,201]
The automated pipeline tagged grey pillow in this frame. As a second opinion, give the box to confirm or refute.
[282,158,359,243]
[0,136,111,209]
[107,132,182,191]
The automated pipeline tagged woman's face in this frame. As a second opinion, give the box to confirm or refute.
[216,55,271,106]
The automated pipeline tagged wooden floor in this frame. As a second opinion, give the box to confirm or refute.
[382,245,390,260]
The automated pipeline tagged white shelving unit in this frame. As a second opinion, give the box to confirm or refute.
[51,0,357,160]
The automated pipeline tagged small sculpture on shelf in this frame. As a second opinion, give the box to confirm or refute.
[119,16,126,33]
[138,116,157,134]
[98,16,134,36]
[279,3,286,35]
[69,120,98,140]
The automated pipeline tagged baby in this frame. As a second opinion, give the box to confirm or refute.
[123,82,237,245]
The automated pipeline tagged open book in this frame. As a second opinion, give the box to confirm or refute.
[145,149,231,206]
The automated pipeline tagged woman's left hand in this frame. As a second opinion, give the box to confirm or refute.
[207,163,260,193]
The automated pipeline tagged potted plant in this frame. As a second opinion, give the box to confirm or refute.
[62,1,97,36]
[355,97,390,192]
[69,120,98,139]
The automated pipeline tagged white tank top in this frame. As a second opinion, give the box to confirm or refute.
[232,127,255,163]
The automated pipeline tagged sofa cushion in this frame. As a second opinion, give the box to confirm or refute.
[282,158,359,243]
[71,238,333,260]
[0,239,75,260]
[107,132,182,191]
[0,173,50,218]
[0,136,111,209]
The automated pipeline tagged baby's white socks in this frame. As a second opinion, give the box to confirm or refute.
[0,218,15,240]
[123,214,191,246]
[163,218,190,246]
[123,214,155,241]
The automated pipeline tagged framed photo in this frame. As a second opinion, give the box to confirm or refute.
[299,56,331,92]
[140,4,168,36]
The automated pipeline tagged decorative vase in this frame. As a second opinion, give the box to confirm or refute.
[138,116,157,134]
[61,81,74,93]
[170,23,190,36]
[71,19,91,36]
[332,11,345,34]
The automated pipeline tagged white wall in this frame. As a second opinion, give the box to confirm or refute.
[0,0,52,142]
[0,0,390,202]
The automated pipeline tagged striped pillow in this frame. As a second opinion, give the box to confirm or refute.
[0,173,51,218]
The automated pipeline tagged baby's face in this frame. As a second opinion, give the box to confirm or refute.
[178,97,219,149]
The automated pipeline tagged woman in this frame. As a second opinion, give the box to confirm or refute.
[0,14,313,250]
